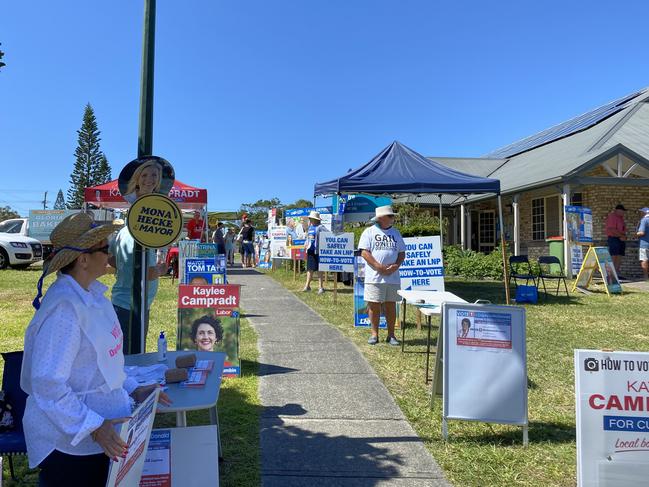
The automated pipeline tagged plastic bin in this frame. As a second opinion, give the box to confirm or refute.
[545,236,564,274]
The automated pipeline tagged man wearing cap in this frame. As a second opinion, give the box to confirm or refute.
[636,207,649,280]
[303,211,325,293]
[358,206,406,346]
[605,204,627,278]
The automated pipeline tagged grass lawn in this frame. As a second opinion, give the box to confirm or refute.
[265,264,648,487]
[0,267,260,487]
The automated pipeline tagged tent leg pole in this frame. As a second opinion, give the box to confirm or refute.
[438,194,443,245]
[498,195,510,304]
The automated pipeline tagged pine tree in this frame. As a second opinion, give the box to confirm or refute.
[67,104,107,208]
[95,153,112,184]
[53,190,66,210]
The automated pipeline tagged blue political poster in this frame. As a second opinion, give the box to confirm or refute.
[353,256,387,328]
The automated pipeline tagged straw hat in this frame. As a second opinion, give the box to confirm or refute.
[371,205,397,222]
[44,213,119,277]
[308,210,321,221]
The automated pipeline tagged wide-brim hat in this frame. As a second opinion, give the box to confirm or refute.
[308,210,321,221]
[371,205,398,222]
[639,207,649,213]
[44,212,119,277]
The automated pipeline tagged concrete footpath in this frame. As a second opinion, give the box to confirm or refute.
[228,267,450,487]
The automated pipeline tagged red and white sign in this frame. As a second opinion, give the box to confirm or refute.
[84,179,207,209]
[178,285,240,309]
[575,349,649,486]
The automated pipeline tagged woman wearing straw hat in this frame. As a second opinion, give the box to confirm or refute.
[21,213,169,486]
[358,205,406,346]
[303,210,326,294]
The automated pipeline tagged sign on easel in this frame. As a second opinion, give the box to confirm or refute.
[433,302,528,445]
[575,349,649,486]
[573,247,622,295]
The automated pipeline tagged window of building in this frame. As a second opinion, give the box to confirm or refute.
[571,192,583,206]
[479,210,495,252]
[531,195,562,240]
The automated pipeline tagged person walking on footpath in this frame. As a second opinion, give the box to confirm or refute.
[606,203,627,279]
[636,207,649,280]
[358,205,405,346]
[303,211,326,293]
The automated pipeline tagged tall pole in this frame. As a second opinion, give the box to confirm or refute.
[497,195,510,304]
[129,0,156,355]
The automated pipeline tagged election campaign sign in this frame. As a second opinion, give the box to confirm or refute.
[399,236,445,291]
[269,226,289,259]
[440,302,528,444]
[575,350,649,486]
[318,232,354,273]
[178,242,225,284]
[106,389,160,487]
[353,256,387,329]
[573,247,622,296]
[140,429,171,487]
[178,285,240,377]
[566,206,593,244]
[184,255,226,285]
[127,194,183,248]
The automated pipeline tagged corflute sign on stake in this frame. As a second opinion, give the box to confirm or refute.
[127,194,183,248]
[318,231,354,273]
[399,236,445,291]
[575,349,649,486]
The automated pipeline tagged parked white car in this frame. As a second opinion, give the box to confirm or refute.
[0,219,43,269]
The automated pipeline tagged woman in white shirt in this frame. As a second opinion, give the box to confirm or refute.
[22,212,169,486]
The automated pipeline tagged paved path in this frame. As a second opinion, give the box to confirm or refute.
[228,267,450,487]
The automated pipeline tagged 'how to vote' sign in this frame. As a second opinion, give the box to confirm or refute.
[399,236,444,291]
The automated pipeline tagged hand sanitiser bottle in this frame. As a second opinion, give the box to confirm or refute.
[158,331,167,362]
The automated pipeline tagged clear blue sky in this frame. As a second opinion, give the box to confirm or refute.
[2,0,649,216]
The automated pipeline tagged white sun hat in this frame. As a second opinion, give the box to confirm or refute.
[308,210,321,221]
[371,205,398,222]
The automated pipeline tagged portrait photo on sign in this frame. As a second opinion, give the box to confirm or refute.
[178,309,240,365]
[118,156,175,204]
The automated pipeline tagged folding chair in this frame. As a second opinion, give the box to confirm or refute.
[0,351,27,481]
[508,255,537,289]
[537,256,569,297]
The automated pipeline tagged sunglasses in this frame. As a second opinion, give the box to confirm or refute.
[84,245,110,255]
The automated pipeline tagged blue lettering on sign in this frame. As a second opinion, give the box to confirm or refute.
[603,415,649,432]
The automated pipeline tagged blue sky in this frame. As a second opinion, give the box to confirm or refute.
[2,0,649,216]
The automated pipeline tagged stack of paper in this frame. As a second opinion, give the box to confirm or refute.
[124,364,168,386]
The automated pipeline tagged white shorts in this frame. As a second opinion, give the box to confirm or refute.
[364,283,401,303]
[640,248,649,261]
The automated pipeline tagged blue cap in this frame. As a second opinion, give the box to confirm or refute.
[640,207,649,213]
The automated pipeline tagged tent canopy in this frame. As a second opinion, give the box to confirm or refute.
[314,141,500,196]
[84,179,207,210]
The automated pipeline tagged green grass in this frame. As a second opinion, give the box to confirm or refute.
[0,267,260,486]
[265,263,649,487]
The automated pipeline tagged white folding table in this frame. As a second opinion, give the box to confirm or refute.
[125,351,226,458]
[397,290,467,382]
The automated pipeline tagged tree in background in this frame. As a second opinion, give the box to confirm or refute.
[0,206,20,221]
[284,199,312,210]
[67,104,111,208]
[53,190,66,210]
[240,198,282,230]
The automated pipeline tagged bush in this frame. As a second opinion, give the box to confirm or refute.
[443,244,509,280]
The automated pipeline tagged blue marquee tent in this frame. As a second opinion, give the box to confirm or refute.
[313,141,500,196]
[314,141,509,302]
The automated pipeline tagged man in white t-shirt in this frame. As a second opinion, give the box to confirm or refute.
[358,205,406,346]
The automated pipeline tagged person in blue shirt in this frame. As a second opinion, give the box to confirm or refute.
[302,211,325,294]
[636,207,649,280]
[109,225,167,352]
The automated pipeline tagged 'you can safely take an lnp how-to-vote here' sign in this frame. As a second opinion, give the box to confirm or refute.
[399,236,444,291]
[318,232,354,273]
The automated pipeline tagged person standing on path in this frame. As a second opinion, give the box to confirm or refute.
[606,204,627,278]
[212,222,226,255]
[358,205,405,346]
[224,227,235,266]
[187,211,205,241]
[636,207,649,280]
[303,211,326,294]
[240,219,256,267]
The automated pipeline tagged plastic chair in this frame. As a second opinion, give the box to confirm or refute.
[508,255,537,289]
[0,351,27,481]
[537,256,569,297]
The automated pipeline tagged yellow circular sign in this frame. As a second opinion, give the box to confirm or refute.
[127,194,183,248]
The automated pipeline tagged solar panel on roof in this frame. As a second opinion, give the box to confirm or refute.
[485,90,646,159]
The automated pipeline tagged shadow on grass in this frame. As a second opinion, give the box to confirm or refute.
[430,420,574,446]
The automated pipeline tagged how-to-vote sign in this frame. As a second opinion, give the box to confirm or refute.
[399,236,444,291]
[318,232,354,273]
[575,350,649,486]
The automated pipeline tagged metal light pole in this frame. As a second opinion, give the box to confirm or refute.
[128,0,157,354]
